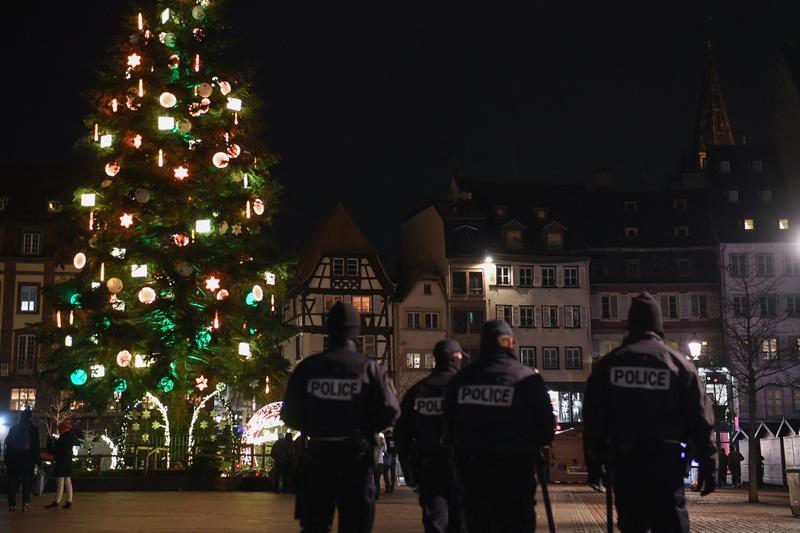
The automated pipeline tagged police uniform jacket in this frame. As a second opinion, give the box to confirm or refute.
[396,366,457,459]
[583,332,716,467]
[281,343,400,439]
[443,348,555,457]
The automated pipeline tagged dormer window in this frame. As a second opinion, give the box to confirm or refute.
[625,227,638,239]
[728,190,739,203]
[494,206,508,219]
[752,160,763,173]
[47,200,62,213]
[505,228,523,249]
[779,219,790,230]
[454,225,479,253]
[674,226,690,238]
[624,200,638,211]
[720,160,731,174]
[673,199,687,210]
[545,231,563,250]
[744,219,755,231]
[535,208,548,221]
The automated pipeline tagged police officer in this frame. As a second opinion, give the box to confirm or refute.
[281,302,400,533]
[443,321,555,532]
[396,339,467,533]
[583,292,716,532]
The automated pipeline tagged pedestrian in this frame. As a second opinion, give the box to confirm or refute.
[443,321,555,532]
[3,409,41,512]
[373,432,386,499]
[45,421,75,509]
[718,449,728,487]
[584,292,717,533]
[728,446,743,488]
[382,429,397,493]
[270,433,294,493]
[396,339,467,533]
[281,302,400,533]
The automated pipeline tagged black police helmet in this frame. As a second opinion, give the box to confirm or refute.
[327,301,361,341]
[433,339,464,368]
[627,292,664,338]
[480,320,514,354]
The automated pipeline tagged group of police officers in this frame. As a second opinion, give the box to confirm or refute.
[281,292,717,532]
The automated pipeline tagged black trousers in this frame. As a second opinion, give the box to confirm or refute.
[6,454,34,508]
[456,455,537,533]
[273,461,291,493]
[417,455,465,533]
[382,461,396,492]
[298,441,375,533]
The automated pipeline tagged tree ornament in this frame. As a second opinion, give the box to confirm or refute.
[265,272,277,285]
[80,193,96,207]
[158,376,175,393]
[178,119,192,133]
[133,134,143,148]
[111,99,119,113]
[160,32,176,47]
[192,5,205,20]
[134,188,151,203]
[119,213,134,228]
[73,252,87,270]
[116,350,132,367]
[127,53,141,68]
[70,369,88,386]
[106,277,124,294]
[252,285,264,302]
[216,289,229,301]
[113,378,128,393]
[226,97,242,111]
[168,54,180,69]
[100,134,113,148]
[212,152,230,168]
[105,162,121,176]
[218,221,229,235]
[90,364,106,378]
[137,287,156,304]
[197,82,213,98]
[238,342,251,358]
[204,276,221,291]
[159,92,177,108]
[253,199,265,215]
[173,234,190,246]
[101,180,113,189]
[126,95,141,111]
[174,261,192,277]
[218,81,232,95]
[227,144,241,158]
[158,116,175,130]
[174,166,189,180]
[195,375,209,391]
[195,219,212,234]
[231,224,242,235]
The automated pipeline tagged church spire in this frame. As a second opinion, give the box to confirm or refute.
[692,33,735,170]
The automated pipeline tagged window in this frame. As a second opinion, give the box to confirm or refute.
[452,272,467,295]
[16,335,36,373]
[545,231,563,250]
[625,259,640,279]
[677,258,692,277]
[761,190,772,203]
[752,160,763,173]
[760,295,778,317]
[766,387,783,418]
[786,254,800,276]
[691,294,709,318]
[660,295,678,320]
[780,219,790,230]
[406,352,422,369]
[541,266,556,288]
[564,306,581,328]
[624,200,638,211]
[10,388,36,411]
[674,199,687,210]
[406,312,421,329]
[535,208,548,221]
[494,206,508,219]
[789,336,800,357]
[542,347,559,369]
[728,190,739,202]
[323,294,348,311]
[518,266,533,287]
[542,306,558,328]
[591,261,607,278]
[453,310,484,335]
[519,306,534,328]
[47,200,62,213]
[332,258,345,276]
[352,296,371,313]
[346,258,359,277]
[19,285,39,313]
[744,219,755,231]
[625,227,639,239]
[720,160,731,173]
[674,226,690,237]
[505,229,523,248]
[496,265,511,286]
[496,305,512,323]
[550,390,584,423]
[520,347,536,367]
[788,296,800,317]
[760,337,778,359]
[424,312,440,329]
[0,196,7,211]
[601,295,619,320]
[469,272,483,295]
[756,254,775,277]
[423,353,435,369]
[356,335,376,357]
[22,232,41,255]
[565,347,582,370]
[729,254,747,277]
[563,267,579,288]
[733,296,748,317]
[423,283,432,295]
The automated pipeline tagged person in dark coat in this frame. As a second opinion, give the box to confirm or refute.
[45,421,75,509]
[270,433,294,493]
[718,449,728,487]
[382,429,397,493]
[443,321,556,532]
[280,302,400,533]
[728,446,744,488]
[584,292,717,533]
[4,409,41,511]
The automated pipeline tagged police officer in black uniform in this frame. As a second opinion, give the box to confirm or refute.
[396,339,467,533]
[281,302,400,533]
[584,292,716,533]
[443,320,555,532]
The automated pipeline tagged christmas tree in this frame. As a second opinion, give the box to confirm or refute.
[43,0,290,449]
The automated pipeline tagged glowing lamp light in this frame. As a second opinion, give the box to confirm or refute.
[100,134,113,148]
[252,285,264,302]
[226,97,242,111]
[484,256,494,264]
[265,272,276,286]
[159,92,177,108]
[116,350,132,367]
[158,116,175,130]
[216,289,230,301]
[65,335,73,347]
[73,252,87,270]
[195,219,212,234]
[105,162,120,176]
[70,369,88,386]
[212,152,230,168]
[238,342,251,358]
[137,287,156,304]
[131,264,148,278]
[127,53,142,68]
[137,12,143,31]
[120,213,134,228]
[253,199,265,215]
[688,338,702,360]
[81,192,97,207]
[174,166,189,180]
[205,276,221,291]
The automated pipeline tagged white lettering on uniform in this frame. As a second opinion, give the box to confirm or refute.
[307,378,361,400]
[415,396,443,415]
[457,385,514,407]
[610,367,670,391]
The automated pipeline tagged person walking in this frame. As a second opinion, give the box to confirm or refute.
[396,339,467,533]
[270,433,294,493]
[45,421,75,509]
[443,321,555,532]
[3,409,41,512]
[584,292,717,533]
[382,430,397,493]
[717,449,728,487]
[728,446,744,488]
[373,432,386,499]
[281,302,400,533]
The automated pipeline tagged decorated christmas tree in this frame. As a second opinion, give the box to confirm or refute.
[43,0,290,450]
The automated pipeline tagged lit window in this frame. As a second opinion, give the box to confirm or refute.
[405,352,422,369]
[19,285,38,313]
[352,296,371,313]
[10,388,36,411]
[323,294,347,311]
[47,200,62,213]
[744,219,754,230]
[520,347,536,367]
[779,219,789,230]
[16,335,36,373]
[760,338,778,359]
[22,232,41,255]
[496,265,512,286]
[565,347,582,370]
[423,353,435,369]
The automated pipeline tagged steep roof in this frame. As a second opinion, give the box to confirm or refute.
[691,41,736,169]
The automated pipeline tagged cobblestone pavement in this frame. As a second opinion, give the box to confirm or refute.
[0,485,796,532]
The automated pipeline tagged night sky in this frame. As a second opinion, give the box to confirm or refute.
[3,1,800,269]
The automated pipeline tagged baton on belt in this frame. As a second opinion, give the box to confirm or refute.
[536,448,557,533]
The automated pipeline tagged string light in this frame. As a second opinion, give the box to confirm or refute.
[194,54,200,72]
[174,166,189,180]
[205,276,220,291]
[56,311,62,329]
[213,312,220,329]
[158,149,164,167]
[93,123,99,142]
[138,12,143,31]
[111,98,119,112]
[88,211,95,230]
[120,213,134,228]
[127,54,142,68]
[138,79,144,97]
[245,200,251,219]
[100,262,105,282]
[69,310,75,325]
[234,112,239,125]
[133,134,142,149]
[243,174,249,188]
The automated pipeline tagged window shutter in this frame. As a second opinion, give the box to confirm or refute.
[534,306,541,328]
[610,295,619,319]
[311,335,323,353]
[579,265,586,287]
[533,266,542,287]
[660,295,669,318]
[620,295,632,319]
[556,307,563,328]
[512,305,521,327]
[680,294,691,320]
[513,266,520,286]
[707,294,719,318]
[556,267,565,288]
[564,307,574,328]
[591,295,602,320]
[495,305,501,320]
[488,267,497,286]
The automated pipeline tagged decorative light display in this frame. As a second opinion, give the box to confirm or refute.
[111,98,119,112]
[174,165,189,180]
[195,219,212,234]
[226,97,242,111]
[253,199,265,215]
[73,252,87,270]
[212,152,230,168]
[159,92,177,108]
[216,289,229,301]
[113,378,128,393]
[137,287,156,304]
[70,369,88,386]
[90,364,106,378]
[133,134,143,149]
[158,149,164,167]
[138,78,144,97]
[116,350,132,367]
[218,80,231,95]
[81,193,96,207]
[252,285,264,302]
[105,162,120,176]
[197,83,213,97]
[158,116,175,130]
[227,144,241,158]
[238,342,251,358]
[245,292,258,307]
[158,376,175,393]
[120,213,134,228]
[111,247,126,258]
[192,5,205,19]
[131,264,148,278]
[106,277,124,294]
[134,354,151,368]
[65,335,73,347]
[204,276,220,291]
[195,375,209,391]
[127,53,142,68]
[265,272,276,286]
[161,8,170,24]
[134,188,150,203]
[173,234,190,246]
[100,134,113,148]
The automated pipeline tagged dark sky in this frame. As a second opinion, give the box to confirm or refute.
[3,1,800,268]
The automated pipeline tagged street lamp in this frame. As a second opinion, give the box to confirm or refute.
[688,336,702,361]
[484,255,494,264]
